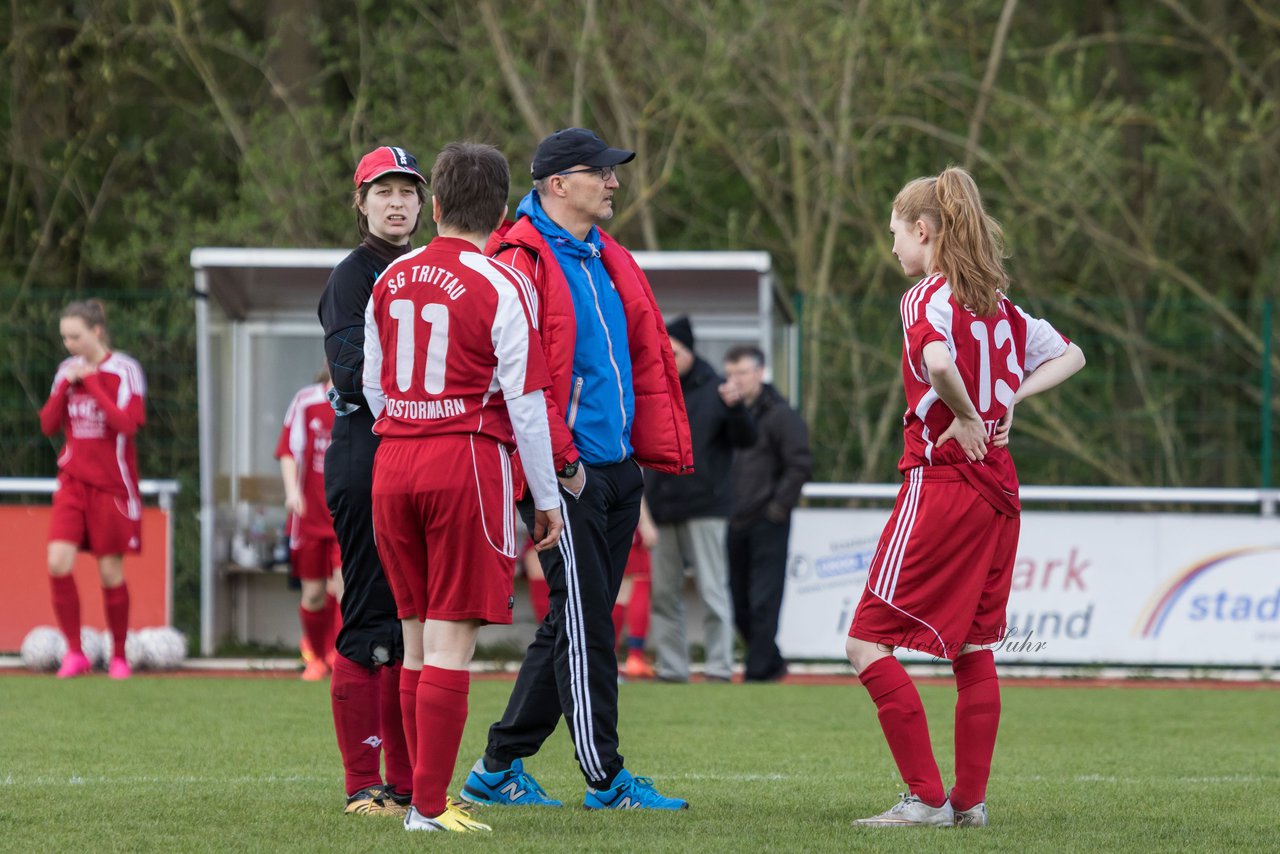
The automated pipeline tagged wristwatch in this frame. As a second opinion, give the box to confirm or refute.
[557,460,580,479]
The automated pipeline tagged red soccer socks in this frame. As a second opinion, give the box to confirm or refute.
[951,649,1000,811]
[102,583,129,658]
[326,594,342,663]
[299,605,330,670]
[412,665,470,817]
[379,662,413,795]
[859,656,946,807]
[50,575,82,653]
[330,654,385,795]
[399,666,421,758]
[627,574,651,641]
[528,576,550,623]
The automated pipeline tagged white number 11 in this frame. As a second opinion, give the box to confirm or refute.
[389,299,450,394]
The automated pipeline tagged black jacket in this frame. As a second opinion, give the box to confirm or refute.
[729,383,812,526]
[645,357,757,522]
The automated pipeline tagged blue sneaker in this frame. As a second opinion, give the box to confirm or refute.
[459,757,562,807]
[583,769,689,810]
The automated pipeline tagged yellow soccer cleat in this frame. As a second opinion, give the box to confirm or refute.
[404,801,493,832]
[344,786,407,817]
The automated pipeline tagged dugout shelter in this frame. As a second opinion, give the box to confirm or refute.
[191,247,792,656]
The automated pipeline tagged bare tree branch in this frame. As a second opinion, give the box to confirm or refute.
[964,0,1018,169]
[477,0,549,140]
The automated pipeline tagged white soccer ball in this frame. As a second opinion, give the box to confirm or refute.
[124,629,149,668]
[147,626,188,670]
[81,627,109,667]
[20,626,66,672]
[125,627,187,670]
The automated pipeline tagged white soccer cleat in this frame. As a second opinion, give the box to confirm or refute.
[404,801,492,832]
[852,793,954,827]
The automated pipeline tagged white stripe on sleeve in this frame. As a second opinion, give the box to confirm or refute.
[460,253,533,399]
[507,390,559,511]
[362,295,386,419]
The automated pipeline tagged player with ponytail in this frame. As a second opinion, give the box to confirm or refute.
[846,167,1085,829]
[40,299,147,679]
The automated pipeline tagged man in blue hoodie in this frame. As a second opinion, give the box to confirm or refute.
[460,128,693,811]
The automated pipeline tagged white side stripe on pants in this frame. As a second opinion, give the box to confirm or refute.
[872,467,923,603]
[555,494,605,781]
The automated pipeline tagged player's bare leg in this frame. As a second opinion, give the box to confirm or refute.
[847,637,950,827]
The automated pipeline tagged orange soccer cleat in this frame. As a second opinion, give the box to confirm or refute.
[623,650,655,680]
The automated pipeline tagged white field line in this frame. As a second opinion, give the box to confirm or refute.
[4,772,1275,788]
[1,774,330,786]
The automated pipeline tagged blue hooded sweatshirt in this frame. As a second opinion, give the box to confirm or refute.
[519,190,634,465]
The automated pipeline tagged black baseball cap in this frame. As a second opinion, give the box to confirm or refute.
[531,128,635,180]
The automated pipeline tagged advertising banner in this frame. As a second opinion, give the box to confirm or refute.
[779,508,1280,665]
[0,505,171,651]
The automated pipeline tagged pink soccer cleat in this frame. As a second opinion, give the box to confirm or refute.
[107,656,132,680]
[57,651,93,679]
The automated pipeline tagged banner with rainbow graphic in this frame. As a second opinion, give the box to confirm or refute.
[780,508,1279,665]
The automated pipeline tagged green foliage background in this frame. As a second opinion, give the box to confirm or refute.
[2,1,1277,639]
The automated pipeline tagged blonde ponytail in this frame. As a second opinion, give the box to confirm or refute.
[893,167,1008,317]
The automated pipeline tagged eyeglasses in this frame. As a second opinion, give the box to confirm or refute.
[555,165,616,181]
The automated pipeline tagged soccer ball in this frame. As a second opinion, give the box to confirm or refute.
[125,627,187,670]
[81,627,109,667]
[20,626,65,671]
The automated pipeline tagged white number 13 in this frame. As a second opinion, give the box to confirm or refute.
[968,318,1020,413]
[389,299,449,394]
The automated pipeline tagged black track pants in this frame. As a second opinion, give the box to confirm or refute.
[485,459,643,787]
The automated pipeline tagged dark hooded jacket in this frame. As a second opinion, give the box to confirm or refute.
[645,356,757,521]
[729,383,812,526]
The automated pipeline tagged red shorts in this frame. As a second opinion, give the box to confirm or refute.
[848,466,1020,660]
[291,536,341,581]
[371,435,517,624]
[48,474,142,557]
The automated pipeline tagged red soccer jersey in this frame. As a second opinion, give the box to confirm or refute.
[39,352,146,513]
[362,236,552,445]
[274,382,336,543]
[897,274,1068,509]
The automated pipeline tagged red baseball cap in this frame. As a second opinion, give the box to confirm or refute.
[353,146,426,187]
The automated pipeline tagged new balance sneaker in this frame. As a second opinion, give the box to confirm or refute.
[404,802,492,832]
[107,656,132,680]
[57,651,93,679]
[583,769,689,810]
[344,785,406,816]
[852,793,953,827]
[460,758,562,807]
[953,801,988,827]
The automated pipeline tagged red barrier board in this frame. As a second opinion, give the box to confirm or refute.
[0,505,170,651]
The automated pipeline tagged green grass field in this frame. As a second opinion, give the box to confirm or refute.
[1,672,1276,852]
